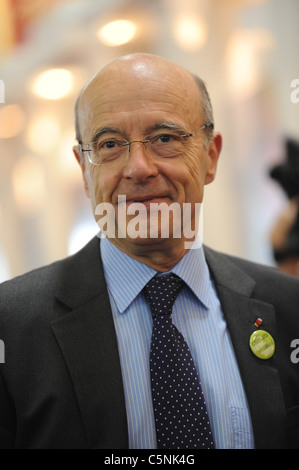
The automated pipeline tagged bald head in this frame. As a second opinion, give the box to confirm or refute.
[74,53,214,145]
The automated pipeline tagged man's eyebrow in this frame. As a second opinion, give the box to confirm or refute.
[145,122,187,134]
[91,127,122,143]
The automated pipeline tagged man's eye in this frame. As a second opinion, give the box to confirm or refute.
[101,140,119,149]
[155,134,177,144]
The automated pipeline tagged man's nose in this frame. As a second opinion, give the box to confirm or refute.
[122,141,158,182]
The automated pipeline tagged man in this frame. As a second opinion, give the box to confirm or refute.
[0,53,299,449]
[269,138,299,277]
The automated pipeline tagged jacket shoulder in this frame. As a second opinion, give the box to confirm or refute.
[0,252,74,297]
[0,258,69,327]
[204,245,299,312]
[0,237,102,326]
[0,237,100,301]
[204,244,299,283]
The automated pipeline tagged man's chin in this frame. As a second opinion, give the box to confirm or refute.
[109,232,188,255]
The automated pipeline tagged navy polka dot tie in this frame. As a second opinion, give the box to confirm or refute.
[144,273,214,449]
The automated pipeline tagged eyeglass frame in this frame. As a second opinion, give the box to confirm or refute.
[78,121,214,165]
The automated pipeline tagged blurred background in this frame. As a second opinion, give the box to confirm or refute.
[0,0,298,282]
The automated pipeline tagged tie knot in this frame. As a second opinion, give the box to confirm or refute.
[144,273,184,318]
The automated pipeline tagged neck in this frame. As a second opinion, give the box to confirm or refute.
[107,237,192,272]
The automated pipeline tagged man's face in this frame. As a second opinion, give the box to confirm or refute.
[74,56,221,256]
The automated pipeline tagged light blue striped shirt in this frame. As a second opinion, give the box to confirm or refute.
[100,237,254,449]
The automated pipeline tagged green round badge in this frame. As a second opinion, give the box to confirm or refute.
[249,330,275,360]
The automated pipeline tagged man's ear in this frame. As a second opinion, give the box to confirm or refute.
[204,132,222,185]
[73,145,90,198]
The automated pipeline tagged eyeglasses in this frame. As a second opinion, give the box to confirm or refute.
[79,122,214,166]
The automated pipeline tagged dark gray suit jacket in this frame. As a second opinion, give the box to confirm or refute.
[0,237,299,449]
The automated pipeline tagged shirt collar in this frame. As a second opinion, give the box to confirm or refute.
[100,236,211,313]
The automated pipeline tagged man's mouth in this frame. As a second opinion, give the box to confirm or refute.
[125,196,169,207]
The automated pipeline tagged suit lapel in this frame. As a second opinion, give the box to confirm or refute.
[51,237,128,449]
[204,247,287,448]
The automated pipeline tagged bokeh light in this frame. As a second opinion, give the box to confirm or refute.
[32,68,74,100]
[98,20,137,47]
